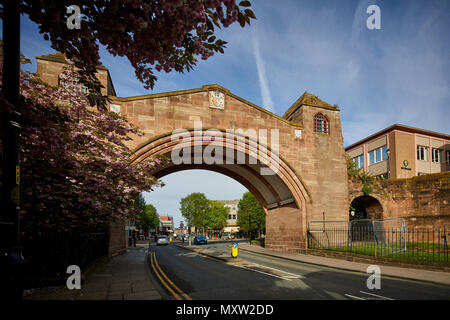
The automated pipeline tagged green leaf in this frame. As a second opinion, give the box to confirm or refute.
[208,36,216,43]
[239,1,252,7]
[244,9,256,19]
[237,192,265,234]
[205,17,214,31]
[238,12,246,27]
[215,39,227,46]
[212,17,221,29]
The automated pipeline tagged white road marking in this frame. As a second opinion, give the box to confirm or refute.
[325,291,347,300]
[344,291,395,300]
[237,265,293,281]
[251,264,305,279]
[344,294,367,300]
[235,263,304,281]
[175,252,198,257]
[360,291,395,300]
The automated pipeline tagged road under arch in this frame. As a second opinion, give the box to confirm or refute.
[131,130,309,252]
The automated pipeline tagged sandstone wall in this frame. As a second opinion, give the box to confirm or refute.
[35,55,351,252]
[112,88,349,251]
[107,218,126,257]
[349,172,450,229]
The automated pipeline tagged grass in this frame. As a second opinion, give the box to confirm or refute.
[251,239,265,247]
[323,242,449,263]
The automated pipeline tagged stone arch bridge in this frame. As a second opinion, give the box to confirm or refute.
[36,54,349,254]
[109,85,349,252]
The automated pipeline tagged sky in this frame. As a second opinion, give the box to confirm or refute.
[10,0,450,227]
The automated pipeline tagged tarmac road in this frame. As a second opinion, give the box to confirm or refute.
[148,241,450,300]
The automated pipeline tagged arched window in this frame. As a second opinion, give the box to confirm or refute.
[313,113,329,134]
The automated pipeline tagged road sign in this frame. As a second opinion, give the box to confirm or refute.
[231,242,238,258]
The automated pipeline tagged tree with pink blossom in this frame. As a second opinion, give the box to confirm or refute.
[18,0,255,108]
[0,0,255,298]
[1,50,165,234]
[1,0,255,227]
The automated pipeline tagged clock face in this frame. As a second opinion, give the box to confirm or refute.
[209,90,225,109]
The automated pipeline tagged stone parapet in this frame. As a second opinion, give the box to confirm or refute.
[349,171,450,228]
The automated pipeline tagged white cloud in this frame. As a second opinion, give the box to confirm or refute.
[350,0,375,48]
[252,30,274,112]
[241,1,450,144]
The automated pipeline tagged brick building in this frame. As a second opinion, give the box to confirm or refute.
[158,216,174,235]
[36,53,117,96]
[346,124,450,179]
[174,221,187,236]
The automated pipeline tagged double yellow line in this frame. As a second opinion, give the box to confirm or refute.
[149,251,192,300]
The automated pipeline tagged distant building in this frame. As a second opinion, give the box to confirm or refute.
[217,200,240,233]
[345,124,450,179]
[158,215,174,235]
[174,221,187,235]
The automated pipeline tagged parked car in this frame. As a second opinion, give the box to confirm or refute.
[156,235,169,246]
[194,235,207,245]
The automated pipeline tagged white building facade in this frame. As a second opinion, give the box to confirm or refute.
[217,200,240,233]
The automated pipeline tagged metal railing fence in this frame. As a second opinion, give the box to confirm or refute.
[307,227,449,263]
[22,230,108,287]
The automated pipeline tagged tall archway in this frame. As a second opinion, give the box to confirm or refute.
[143,169,248,238]
[131,130,311,251]
[349,195,384,221]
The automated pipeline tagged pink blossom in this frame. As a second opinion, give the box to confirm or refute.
[1,50,166,234]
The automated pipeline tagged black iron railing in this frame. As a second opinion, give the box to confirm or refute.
[308,227,449,263]
[22,231,108,288]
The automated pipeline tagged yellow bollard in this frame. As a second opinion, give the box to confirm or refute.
[231,242,238,258]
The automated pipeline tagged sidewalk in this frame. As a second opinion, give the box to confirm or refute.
[24,241,162,300]
[237,243,450,287]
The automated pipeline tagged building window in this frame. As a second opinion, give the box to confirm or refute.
[352,154,364,169]
[369,145,387,165]
[447,150,450,165]
[313,113,329,134]
[431,148,442,163]
[59,75,89,96]
[228,215,232,220]
[417,145,428,161]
